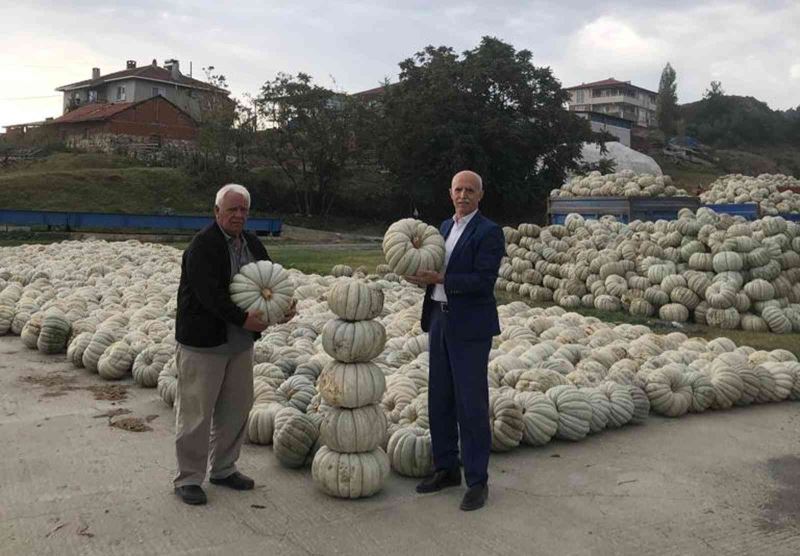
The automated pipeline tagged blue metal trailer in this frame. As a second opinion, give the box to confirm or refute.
[547,196,701,225]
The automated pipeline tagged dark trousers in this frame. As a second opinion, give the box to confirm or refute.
[428,303,492,487]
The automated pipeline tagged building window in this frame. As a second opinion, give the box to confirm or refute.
[152,87,165,98]
[576,90,585,103]
[116,86,126,101]
[89,90,97,102]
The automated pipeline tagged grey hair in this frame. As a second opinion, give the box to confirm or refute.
[451,170,483,191]
[215,183,251,209]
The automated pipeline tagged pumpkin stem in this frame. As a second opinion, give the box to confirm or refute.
[411,235,422,249]
[261,288,273,300]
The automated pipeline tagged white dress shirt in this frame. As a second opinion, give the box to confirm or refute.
[432,209,478,302]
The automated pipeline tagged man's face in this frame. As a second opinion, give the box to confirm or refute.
[450,175,483,218]
[215,192,248,236]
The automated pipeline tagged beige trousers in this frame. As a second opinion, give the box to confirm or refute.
[174,345,254,487]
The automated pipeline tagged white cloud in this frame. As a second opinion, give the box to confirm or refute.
[791,64,800,81]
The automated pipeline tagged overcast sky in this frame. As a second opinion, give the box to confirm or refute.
[2,0,799,128]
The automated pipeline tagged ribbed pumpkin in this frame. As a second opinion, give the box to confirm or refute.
[644,365,692,417]
[327,280,384,321]
[157,357,178,407]
[331,264,353,277]
[321,319,386,362]
[36,309,71,354]
[20,313,43,349]
[546,385,592,441]
[382,219,445,275]
[82,327,119,373]
[583,387,611,433]
[386,426,433,477]
[513,391,558,446]
[489,391,525,452]
[229,261,295,325]
[686,371,715,413]
[312,446,390,499]
[97,340,134,380]
[66,331,93,368]
[272,407,320,468]
[132,344,172,388]
[318,360,386,408]
[321,404,387,453]
[247,403,282,445]
[627,385,650,424]
[706,367,743,409]
[595,381,635,428]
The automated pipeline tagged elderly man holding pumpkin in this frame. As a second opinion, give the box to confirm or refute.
[405,170,505,511]
[173,183,295,506]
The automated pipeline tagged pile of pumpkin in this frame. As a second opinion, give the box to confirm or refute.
[2,236,800,497]
[700,173,800,215]
[551,170,690,198]
[499,208,800,333]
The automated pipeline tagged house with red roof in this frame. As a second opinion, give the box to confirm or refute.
[56,59,233,123]
[564,78,658,128]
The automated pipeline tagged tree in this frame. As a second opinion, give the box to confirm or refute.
[704,80,724,99]
[255,73,375,216]
[656,62,679,137]
[377,37,594,218]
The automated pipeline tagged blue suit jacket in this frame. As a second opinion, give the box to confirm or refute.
[421,211,505,340]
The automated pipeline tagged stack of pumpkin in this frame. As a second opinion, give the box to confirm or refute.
[498,208,800,333]
[551,170,689,198]
[700,174,800,214]
[312,279,391,498]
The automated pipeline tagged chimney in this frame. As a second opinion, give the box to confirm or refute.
[126,60,136,69]
[164,58,180,79]
[92,67,101,80]
[151,58,157,66]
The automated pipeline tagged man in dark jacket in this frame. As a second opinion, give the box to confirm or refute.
[173,183,294,505]
[406,170,504,511]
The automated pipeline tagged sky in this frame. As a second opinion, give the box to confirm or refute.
[2,0,799,128]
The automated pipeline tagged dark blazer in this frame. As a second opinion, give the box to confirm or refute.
[175,222,270,348]
[421,211,504,340]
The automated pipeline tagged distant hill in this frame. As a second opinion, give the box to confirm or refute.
[680,94,800,149]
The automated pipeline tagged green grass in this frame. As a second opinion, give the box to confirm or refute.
[266,245,385,275]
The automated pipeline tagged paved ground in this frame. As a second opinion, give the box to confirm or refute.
[1,334,800,556]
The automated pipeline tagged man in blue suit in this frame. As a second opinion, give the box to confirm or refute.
[405,170,505,511]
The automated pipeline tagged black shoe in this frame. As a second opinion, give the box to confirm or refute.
[174,485,207,505]
[415,467,462,494]
[210,471,255,491]
[460,483,488,511]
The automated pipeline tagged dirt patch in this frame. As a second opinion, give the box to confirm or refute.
[757,455,800,530]
[93,408,132,419]
[109,416,152,433]
[20,372,76,389]
[86,384,128,401]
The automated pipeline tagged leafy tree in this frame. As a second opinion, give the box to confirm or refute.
[255,73,375,216]
[703,80,724,99]
[377,36,594,218]
[656,62,679,137]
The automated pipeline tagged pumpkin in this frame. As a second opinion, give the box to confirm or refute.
[514,391,558,446]
[132,344,172,388]
[644,365,692,417]
[97,341,134,380]
[20,312,43,349]
[36,309,71,354]
[686,371,715,413]
[327,280,384,321]
[272,407,320,468]
[321,404,387,453]
[318,360,386,408]
[583,387,611,433]
[488,391,525,452]
[247,403,282,445]
[331,264,354,277]
[321,319,386,363]
[546,385,592,441]
[157,357,178,407]
[706,367,743,409]
[398,395,429,429]
[66,331,93,368]
[626,385,649,424]
[312,446,390,499]
[275,375,317,412]
[386,426,433,477]
[229,261,295,325]
[597,382,636,428]
[82,328,120,373]
[382,218,445,275]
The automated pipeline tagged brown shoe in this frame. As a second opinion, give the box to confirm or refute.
[210,471,255,491]
[415,467,461,493]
